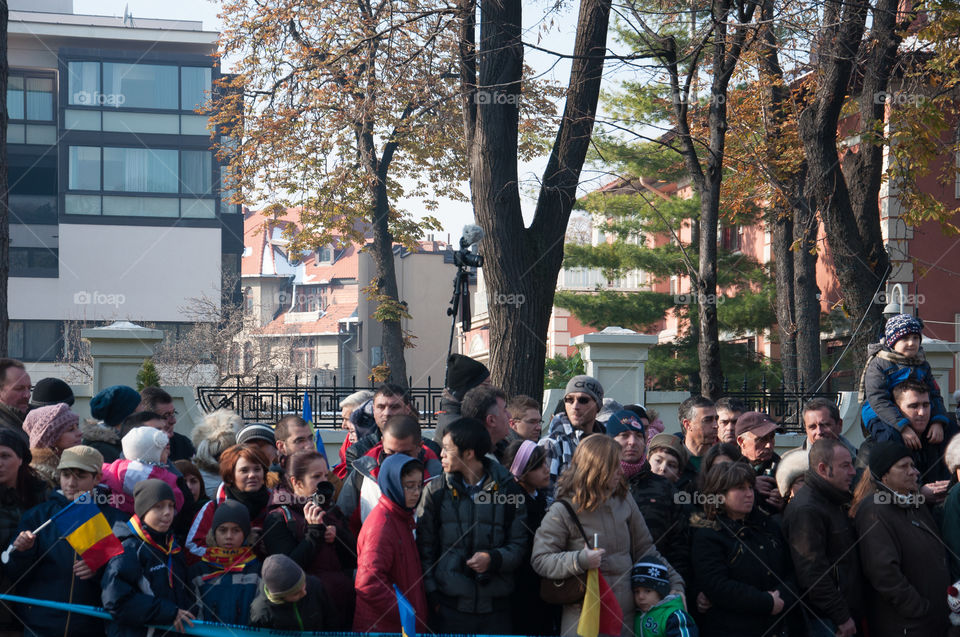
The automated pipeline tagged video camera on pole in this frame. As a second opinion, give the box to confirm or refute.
[446,224,484,360]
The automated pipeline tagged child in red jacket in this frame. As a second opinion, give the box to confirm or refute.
[353,454,428,632]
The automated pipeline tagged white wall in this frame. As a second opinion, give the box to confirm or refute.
[9,224,222,323]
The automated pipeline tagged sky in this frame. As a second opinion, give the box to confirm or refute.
[76,0,625,238]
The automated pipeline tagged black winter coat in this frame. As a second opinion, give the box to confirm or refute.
[248,574,337,631]
[782,470,863,627]
[101,521,191,637]
[691,511,804,637]
[628,468,692,585]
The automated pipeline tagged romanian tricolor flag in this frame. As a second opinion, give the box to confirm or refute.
[393,584,416,637]
[53,492,124,571]
[577,568,623,637]
[303,391,327,461]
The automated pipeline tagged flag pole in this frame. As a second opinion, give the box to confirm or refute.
[1,518,53,564]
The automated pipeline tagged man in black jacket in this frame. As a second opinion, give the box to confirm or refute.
[782,437,861,637]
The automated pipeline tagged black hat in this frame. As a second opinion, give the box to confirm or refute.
[262,554,306,603]
[868,441,912,480]
[133,479,176,520]
[30,378,75,408]
[211,500,251,539]
[0,429,31,464]
[445,354,490,399]
[631,555,671,597]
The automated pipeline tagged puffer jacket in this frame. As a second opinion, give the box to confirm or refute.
[854,487,949,636]
[7,490,127,637]
[859,343,949,435]
[80,421,122,463]
[415,458,528,614]
[690,511,803,637]
[782,470,863,627]
[628,468,692,585]
[532,493,684,637]
[101,520,191,637]
[101,459,185,514]
[187,553,261,625]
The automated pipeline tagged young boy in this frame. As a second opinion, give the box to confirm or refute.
[354,453,428,632]
[632,556,698,637]
[101,479,195,637]
[249,554,337,630]
[188,500,261,625]
[860,313,950,446]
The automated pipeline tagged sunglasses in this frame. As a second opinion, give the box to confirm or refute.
[565,396,592,405]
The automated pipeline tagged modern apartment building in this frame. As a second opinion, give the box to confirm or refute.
[6,0,241,374]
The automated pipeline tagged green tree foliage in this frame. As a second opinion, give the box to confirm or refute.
[543,350,586,390]
[136,358,161,391]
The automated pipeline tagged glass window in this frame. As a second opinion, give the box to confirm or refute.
[180,150,212,195]
[103,111,179,134]
[181,67,212,111]
[7,77,24,120]
[68,61,101,106]
[9,248,58,277]
[68,146,101,190]
[26,78,53,120]
[103,147,178,193]
[103,63,178,110]
[102,195,179,217]
[24,321,63,361]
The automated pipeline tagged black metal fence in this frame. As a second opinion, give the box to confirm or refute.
[720,375,840,434]
[195,375,444,428]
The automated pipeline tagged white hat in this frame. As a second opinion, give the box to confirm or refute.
[122,427,169,464]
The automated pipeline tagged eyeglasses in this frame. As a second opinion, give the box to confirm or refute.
[565,396,592,405]
[402,482,423,493]
[521,418,543,425]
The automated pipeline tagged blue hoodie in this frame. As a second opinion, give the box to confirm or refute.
[377,454,421,509]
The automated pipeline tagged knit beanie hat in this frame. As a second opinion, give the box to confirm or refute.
[89,385,141,427]
[565,375,604,407]
[884,313,922,349]
[445,354,490,399]
[133,478,176,519]
[631,555,671,597]
[262,554,306,603]
[647,433,688,469]
[23,403,80,449]
[30,377,75,408]
[605,410,646,439]
[0,429,31,464]
[236,423,275,446]
[868,441,912,480]
[211,500,251,539]
[122,427,169,464]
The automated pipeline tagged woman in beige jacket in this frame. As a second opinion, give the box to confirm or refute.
[531,435,684,636]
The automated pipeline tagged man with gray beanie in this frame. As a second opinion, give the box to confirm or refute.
[540,375,604,497]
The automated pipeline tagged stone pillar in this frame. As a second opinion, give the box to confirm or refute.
[922,339,960,411]
[82,321,165,394]
[571,327,658,406]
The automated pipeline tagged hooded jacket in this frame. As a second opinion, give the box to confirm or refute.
[853,486,949,636]
[416,458,528,615]
[7,490,128,637]
[101,519,191,637]
[80,420,122,463]
[101,458,185,514]
[354,454,429,632]
[782,469,863,626]
[859,343,949,435]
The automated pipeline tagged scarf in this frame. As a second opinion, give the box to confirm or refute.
[128,515,180,587]
[224,483,270,521]
[621,459,645,479]
[201,546,257,581]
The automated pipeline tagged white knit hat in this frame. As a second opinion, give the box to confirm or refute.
[776,447,809,497]
[122,427,169,463]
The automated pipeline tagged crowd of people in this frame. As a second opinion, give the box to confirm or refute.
[0,313,958,636]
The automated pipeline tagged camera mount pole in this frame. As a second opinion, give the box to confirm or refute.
[447,264,470,361]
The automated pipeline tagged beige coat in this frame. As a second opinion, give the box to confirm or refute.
[531,494,684,637]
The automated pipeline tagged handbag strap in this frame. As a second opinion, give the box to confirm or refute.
[556,499,592,546]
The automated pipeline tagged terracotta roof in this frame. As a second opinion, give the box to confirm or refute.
[255,302,358,337]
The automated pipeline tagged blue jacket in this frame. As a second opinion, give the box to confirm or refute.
[101,520,191,637]
[188,556,261,625]
[859,343,949,435]
[6,491,127,637]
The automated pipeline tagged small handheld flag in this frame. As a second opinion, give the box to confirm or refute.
[393,584,416,637]
[577,568,623,637]
[303,391,327,461]
[54,491,124,571]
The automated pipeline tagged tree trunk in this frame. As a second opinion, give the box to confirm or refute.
[771,211,798,393]
[0,1,8,357]
[793,202,821,390]
[368,188,408,387]
[463,0,612,399]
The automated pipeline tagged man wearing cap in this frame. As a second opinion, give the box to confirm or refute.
[735,411,783,513]
[8,445,127,637]
[541,375,605,496]
[853,440,949,636]
[609,410,692,586]
[782,438,862,637]
[82,385,141,463]
[0,358,31,433]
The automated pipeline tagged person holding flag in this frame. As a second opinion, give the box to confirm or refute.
[7,445,126,637]
[532,435,684,637]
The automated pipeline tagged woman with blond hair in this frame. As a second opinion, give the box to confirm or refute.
[531,434,684,636]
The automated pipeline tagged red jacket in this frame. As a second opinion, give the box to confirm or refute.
[353,494,428,632]
[333,436,351,480]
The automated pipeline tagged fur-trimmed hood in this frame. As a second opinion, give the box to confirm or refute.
[30,447,61,488]
[80,419,120,444]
